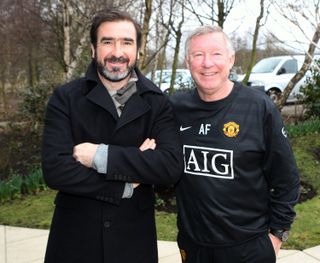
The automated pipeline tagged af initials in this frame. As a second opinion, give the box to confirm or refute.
[199,124,211,135]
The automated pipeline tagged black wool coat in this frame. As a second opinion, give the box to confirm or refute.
[42,61,183,263]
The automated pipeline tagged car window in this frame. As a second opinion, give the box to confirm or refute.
[282,59,298,74]
[252,58,282,73]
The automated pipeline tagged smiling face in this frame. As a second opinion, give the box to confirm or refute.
[93,20,138,88]
[186,32,235,101]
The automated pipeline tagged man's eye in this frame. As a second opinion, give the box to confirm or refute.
[124,41,133,45]
[194,53,203,57]
[102,40,112,45]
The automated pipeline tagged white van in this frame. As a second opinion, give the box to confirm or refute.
[242,55,320,103]
[146,69,192,93]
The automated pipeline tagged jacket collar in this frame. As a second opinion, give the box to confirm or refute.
[83,60,162,127]
[83,60,162,95]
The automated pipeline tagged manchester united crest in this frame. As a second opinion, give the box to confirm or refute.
[223,121,240,137]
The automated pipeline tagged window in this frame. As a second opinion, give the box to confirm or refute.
[281,59,298,74]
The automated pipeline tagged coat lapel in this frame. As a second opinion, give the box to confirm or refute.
[83,63,159,130]
[115,93,150,131]
[86,83,119,121]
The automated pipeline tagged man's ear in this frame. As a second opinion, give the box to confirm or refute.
[185,58,190,69]
[229,54,235,70]
[91,45,95,58]
[137,50,140,60]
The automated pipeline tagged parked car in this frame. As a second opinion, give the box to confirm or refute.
[147,69,238,93]
[238,55,320,103]
[229,69,238,82]
[146,69,193,93]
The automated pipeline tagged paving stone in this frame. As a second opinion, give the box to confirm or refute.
[0,225,6,263]
[277,251,320,263]
[304,246,320,260]
[2,225,320,263]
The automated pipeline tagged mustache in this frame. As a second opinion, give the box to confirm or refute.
[105,56,129,64]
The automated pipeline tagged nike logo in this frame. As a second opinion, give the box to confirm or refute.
[180,126,192,132]
[281,127,288,138]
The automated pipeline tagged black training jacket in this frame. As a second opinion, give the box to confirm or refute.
[171,82,300,247]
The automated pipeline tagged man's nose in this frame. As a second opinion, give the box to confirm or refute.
[112,42,124,57]
[202,54,216,68]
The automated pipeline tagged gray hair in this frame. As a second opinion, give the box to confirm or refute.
[185,25,235,59]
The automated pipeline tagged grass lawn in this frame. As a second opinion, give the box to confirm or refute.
[285,195,320,250]
[282,133,320,249]
[1,190,320,249]
[291,135,320,192]
[0,189,55,229]
[0,189,179,241]
[0,134,319,249]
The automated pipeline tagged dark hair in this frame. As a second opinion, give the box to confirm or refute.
[90,9,142,49]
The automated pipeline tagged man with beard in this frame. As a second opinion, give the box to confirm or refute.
[42,9,183,263]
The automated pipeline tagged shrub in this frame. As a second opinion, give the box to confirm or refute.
[286,118,320,138]
[8,174,24,199]
[300,59,320,119]
[0,180,11,203]
[0,168,47,203]
[0,84,53,180]
[22,169,47,194]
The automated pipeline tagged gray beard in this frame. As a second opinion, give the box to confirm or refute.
[96,58,136,83]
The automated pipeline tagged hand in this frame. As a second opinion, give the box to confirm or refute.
[132,183,140,188]
[268,233,282,256]
[73,142,99,168]
[139,138,156,151]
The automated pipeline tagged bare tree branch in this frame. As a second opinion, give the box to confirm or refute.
[242,0,266,84]
[277,23,320,110]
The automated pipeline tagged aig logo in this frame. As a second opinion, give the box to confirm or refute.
[183,145,234,179]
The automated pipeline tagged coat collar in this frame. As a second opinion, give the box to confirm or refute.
[83,60,162,96]
[83,60,162,129]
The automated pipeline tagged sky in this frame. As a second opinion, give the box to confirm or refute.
[182,0,319,55]
[225,0,319,53]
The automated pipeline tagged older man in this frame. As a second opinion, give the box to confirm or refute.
[170,25,300,263]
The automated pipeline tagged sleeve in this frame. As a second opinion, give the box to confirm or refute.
[106,96,184,186]
[92,144,109,173]
[92,143,134,198]
[263,102,300,230]
[41,87,125,205]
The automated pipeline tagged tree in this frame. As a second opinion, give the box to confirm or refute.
[271,1,320,110]
[144,0,176,83]
[0,0,46,116]
[62,0,72,79]
[167,0,185,94]
[184,0,240,27]
[242,0,268,85]
[277,24,320,110]
[300,59,320,119]
[144,0,172,75]
[138,0,153,70]
[40,0,112,80]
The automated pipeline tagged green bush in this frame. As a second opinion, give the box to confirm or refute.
[18,84,53,126]
[300,59,320,119]
[22,169,47,194]
[0,84,53,180]
[0,168,47,203]
[1,127,42,180]
[7,174,23,199]
[0,180,11,203]
[286,118,320,138]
